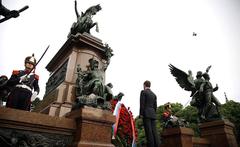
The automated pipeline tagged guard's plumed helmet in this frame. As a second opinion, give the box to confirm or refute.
[25,54,36,66]
[164,102,171,109]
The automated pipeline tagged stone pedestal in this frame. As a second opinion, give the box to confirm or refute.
[0,107,75,146]
[66,106,115,147]
[199,119,238,147]
[161,127,194,147]
[34,33,108,117]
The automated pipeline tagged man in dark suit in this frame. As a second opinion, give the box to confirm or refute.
[140,80,160,147]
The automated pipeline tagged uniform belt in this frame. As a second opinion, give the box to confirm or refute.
[16,84,32,91]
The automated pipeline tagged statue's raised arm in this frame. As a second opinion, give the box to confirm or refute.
[74,0,80,19]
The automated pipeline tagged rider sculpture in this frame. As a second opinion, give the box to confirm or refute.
[68,0,101,37]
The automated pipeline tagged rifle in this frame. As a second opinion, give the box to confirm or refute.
[0,5,29,23]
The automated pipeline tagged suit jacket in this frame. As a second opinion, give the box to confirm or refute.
[140,88,157,119]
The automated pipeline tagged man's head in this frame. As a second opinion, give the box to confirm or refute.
[196,71,202,78]
[143,80,151,89]
[88,58,99,70]
[24,54,36,71]
[117,92,124,101]
[202,73,210,80]
[94,60,99,69]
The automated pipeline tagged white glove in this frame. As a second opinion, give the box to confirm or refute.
[20,75,27,83]
[20,73,34,83]
[31,91,38,102]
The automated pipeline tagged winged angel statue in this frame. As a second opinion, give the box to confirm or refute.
[169,64,221,122]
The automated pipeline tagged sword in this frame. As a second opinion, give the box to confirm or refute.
[26,45,50,76]
[20,45,49,83]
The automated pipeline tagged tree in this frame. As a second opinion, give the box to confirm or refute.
[177,105,199,136]
[220,100,240,144]
[135,100,240,145]
[135,116,146,146]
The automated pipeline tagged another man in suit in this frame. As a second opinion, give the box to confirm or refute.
[140,80,160,147]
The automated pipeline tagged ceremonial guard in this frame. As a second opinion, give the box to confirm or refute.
[162,102,172,122]
[6,54,39,111]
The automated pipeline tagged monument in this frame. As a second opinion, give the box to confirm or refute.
[169,64,221,122]
[168,64,238,147]
[33,1,113,116]
[32,2,116,146]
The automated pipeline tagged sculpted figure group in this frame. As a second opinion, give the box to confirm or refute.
[169,64,221,122]
[74,58,113,110]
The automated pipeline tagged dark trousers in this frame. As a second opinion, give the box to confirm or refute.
[6,87,32,111]
[143,118,160,147]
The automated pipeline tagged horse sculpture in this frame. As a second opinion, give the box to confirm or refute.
[68,0,101,37]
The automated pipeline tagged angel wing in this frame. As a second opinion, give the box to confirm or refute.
[169,64,195,92]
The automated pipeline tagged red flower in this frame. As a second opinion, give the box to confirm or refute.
[111,101,138,145]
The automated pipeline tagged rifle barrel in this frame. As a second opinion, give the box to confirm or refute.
[19,6,29,13]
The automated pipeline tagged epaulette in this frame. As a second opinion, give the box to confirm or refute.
[34,74,39,80]
[163,112,170,117]
[12,70,20,75]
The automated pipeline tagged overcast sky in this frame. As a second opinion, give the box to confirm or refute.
[1,0,240,117]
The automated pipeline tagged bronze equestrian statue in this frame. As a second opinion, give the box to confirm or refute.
[68,0,101,37]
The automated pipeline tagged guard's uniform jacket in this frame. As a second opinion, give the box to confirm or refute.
[6,70,39,111]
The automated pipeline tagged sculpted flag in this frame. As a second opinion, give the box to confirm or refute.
[111,99,138,147]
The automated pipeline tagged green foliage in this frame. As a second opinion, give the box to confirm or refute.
[112,135,126,147]
[177,105,200,136]
[136,102,185,145]
[136,100,240,144]
[170,103,183,115]
[220,100,240,143]
[135,117,146,146]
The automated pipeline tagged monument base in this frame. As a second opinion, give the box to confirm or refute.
[199,119,238,147]
[66,106,115,147]
[161,127,194,147]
